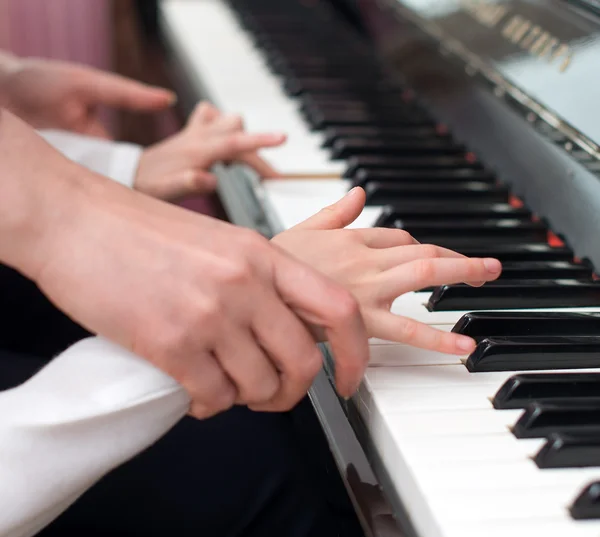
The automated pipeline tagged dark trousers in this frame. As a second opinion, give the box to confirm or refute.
[0,265,363,537]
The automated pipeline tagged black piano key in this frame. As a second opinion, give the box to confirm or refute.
[375,203,529,224]
[322,126,442,146]
[513,400,600,439]
[498,261,591,280]
[345,155,483,178]
[284,77,399,95]
[304,103,425,118]
[571,482,600,520]
[453,312,600,341]
[456,244,574,262]
[354,168,497,187]
[535,432,600,469]
[493,373,600,410]
[392,218,546,240]
[466,336,600,373]
[427,280,600,311]
[364,181,509,205]
[301,95,419,111]
[330,138,463,159]
[308,112,430,129]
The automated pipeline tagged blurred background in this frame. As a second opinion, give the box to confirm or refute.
[0,0,218,213]
[0,0,178,145]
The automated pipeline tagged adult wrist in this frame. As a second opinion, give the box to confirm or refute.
[0,110,96,280]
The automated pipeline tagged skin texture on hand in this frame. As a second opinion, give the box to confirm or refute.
[0,111,369,419]
[135,102,286,200]
[272,187,503,355]
[0,56,174,137]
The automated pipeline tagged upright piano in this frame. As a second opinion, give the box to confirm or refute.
[159,0,600,535]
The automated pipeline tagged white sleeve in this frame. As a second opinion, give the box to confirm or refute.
[38,130,143,188]
[0,337,190,537]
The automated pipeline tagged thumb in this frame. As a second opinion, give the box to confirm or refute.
[79,68,176,111]
[292,187,366,231]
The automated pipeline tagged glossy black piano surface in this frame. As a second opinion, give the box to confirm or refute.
[161,1,600,536]
[357,0,600,270]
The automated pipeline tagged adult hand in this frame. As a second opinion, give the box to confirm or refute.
[0,111,368,418]
[0,56,174,137]
[135,102,285,200]
[272,187,502,355]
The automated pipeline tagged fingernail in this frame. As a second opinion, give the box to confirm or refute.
[483,258,502,273]
[456,336,476,353]
[346,187,361,197]
[168,93,178,106]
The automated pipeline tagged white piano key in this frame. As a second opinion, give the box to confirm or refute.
[390,290,600,325]
[259,179,383,231]
[161,3,600,535]
[369,344,464,367]
[444,518,600,537]
[159,0,345,176]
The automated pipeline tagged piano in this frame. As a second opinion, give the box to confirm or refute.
[158,0,600,535]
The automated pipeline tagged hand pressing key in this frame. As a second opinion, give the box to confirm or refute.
[135,102,285,200]
[272,187,502,356]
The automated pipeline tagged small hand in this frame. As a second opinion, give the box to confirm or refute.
[134,102,286,200]
[1,58,174,137]
[272,187,502,355]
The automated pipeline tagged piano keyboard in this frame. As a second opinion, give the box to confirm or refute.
[159,1,600,536]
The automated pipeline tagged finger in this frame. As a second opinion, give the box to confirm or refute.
[172,351,238,419]
[374,244,493,287]
[183,169,218,196]
[374,244,467,271]
[272,250,369,398]
[367,309,476,355]
[189,101,221,127]
[248,296,324,412]
[208,113,245,135]
[373,257,502,302]
[357,227,419,248]
[292,187,366,231]
[78,68,176,110]
[239,151,281,178]
[207,132,287,162]
[213,326,280,405]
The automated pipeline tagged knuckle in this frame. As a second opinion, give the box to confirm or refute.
[192,295,222,326]
[398,230,413,243]
[230,114,244,130]
[332,290,361,323]
[421,244,441,258]
[413,258,436,282]
[227,132,246,152]
[189,402,215,420]
[218,259,253,286]
[237,229,269,254]
[150,329,189,368]
[242,377,279,405]
[398,316,418,341]
[212,383,237,412]
[294,348,323,381]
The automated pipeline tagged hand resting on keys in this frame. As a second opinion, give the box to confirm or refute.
[135,102,286,200]
[272,187,503,355]
[0,51,175,137]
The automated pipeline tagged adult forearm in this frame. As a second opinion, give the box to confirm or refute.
[0,109,94,279]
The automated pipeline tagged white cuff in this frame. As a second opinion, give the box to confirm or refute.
[0,337,189,537]
[39,130,143,188]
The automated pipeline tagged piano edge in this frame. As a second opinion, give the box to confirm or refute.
[158,5,412,537]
